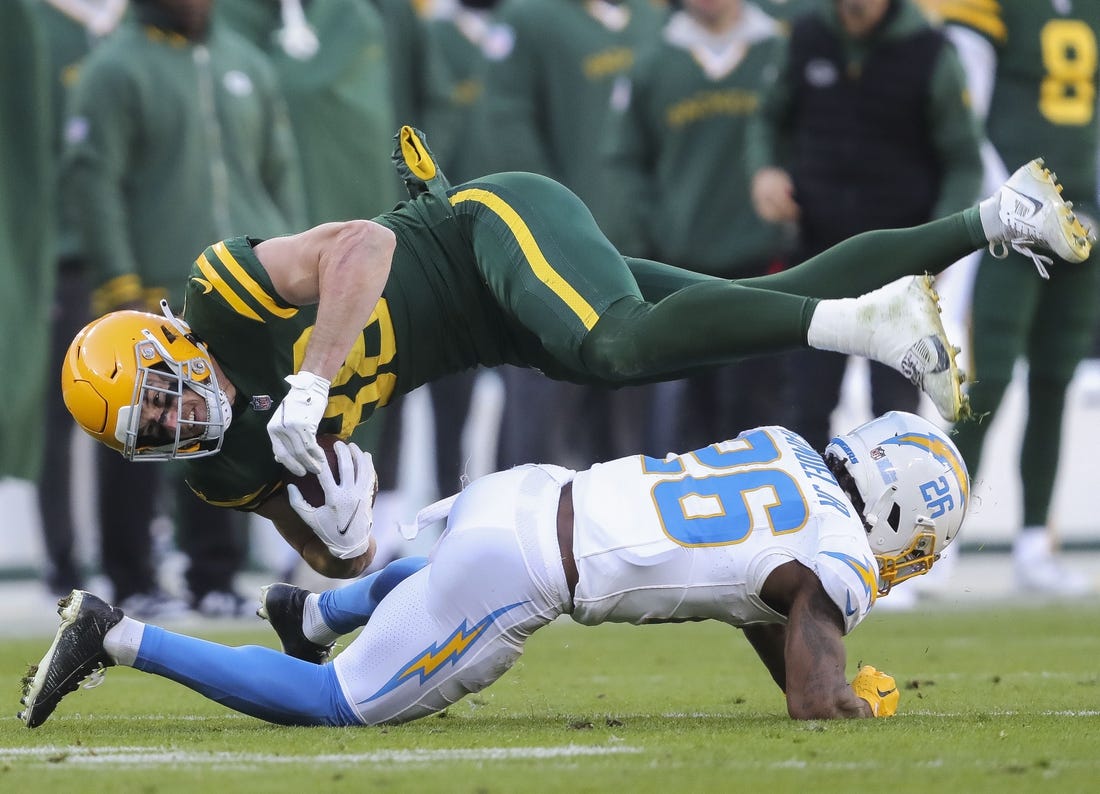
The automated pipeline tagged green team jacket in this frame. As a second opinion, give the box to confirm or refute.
[0,0,53,479]
[604,3,787,272]
[928,0,1100,211]
[217,0,400,225]
[471,0,668,226]
[423,6,502,185]
[61,15,306,314]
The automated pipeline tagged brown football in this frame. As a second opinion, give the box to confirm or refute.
[283,434,343,508]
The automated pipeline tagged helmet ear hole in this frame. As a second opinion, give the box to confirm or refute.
[887,503,901,532]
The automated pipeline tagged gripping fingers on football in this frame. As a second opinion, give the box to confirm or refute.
[851,664,900,718]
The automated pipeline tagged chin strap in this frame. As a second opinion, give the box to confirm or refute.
[862,484,898,530]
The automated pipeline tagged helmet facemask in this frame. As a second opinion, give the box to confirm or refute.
[115,304,232,461]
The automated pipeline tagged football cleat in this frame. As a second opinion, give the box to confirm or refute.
[19,590,122,729]
[851,274,969,422]
[257,583,334,665]
[989,158,1094,277]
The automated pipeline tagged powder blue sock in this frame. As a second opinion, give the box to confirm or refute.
[318,556,428,635]
[134,625,361,726]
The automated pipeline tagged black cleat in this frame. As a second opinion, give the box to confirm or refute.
[20,590,122,728]
[257,583,334,665]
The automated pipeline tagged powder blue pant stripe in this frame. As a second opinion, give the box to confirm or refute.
[134,626,361,726]
[319,556,429,635]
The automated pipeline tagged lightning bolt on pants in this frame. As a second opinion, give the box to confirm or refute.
[333,465,573,725]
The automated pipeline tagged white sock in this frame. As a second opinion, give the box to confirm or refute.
[103,616,146,667]
[978,194,1002,241]
[806,297,864,356]
[302,593,340,645]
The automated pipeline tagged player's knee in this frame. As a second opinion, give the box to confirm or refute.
[581,309,653,381]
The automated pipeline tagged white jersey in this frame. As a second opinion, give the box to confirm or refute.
[570,426,879,634]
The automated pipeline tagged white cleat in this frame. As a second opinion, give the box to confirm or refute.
[853,274,969,422]
[989,158,1094,277]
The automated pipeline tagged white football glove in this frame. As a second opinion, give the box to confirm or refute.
[268,370,331,476]
[287,441,378,560]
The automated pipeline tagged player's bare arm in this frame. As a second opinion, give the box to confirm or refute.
[255,220,397,380]
[254,489,374,579]
[749,560,873,719]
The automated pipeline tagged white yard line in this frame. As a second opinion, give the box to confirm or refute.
[0,744,642,767]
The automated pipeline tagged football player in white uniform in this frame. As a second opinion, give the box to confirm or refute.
[21,411,968,727]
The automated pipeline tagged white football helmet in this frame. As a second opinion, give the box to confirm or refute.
[825,411,969,594]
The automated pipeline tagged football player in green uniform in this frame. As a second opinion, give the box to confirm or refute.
[922,0,1100,595]
[61,126,1090,580]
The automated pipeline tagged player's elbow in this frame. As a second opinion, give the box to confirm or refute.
[337,219,396,264]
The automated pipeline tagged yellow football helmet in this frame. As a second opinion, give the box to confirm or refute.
[825,411,970,595]
[62,302,232,460]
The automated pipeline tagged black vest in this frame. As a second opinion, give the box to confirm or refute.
[787,13,945,256]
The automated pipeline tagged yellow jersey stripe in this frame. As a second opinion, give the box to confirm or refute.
[211,241,298,319]
[190,482,274,510]
[449,188,600,331]
[928,0,1007,44]
[194,253,263,322]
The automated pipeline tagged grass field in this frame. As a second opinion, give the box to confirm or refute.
[1,602,1099,792]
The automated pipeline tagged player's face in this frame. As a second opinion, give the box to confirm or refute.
[684,0,741,30]
[136,372,207,445]
[835,0,889,38]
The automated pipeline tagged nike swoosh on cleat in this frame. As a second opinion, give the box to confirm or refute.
[1003,186,1044,215]
[337,501,363,536]
[877,687,897,698]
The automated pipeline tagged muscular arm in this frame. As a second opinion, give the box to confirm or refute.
[254,220,397,380]
[743,560,873,719]
[254,489,375,579]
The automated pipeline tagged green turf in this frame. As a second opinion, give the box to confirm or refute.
[2,603,1099,792]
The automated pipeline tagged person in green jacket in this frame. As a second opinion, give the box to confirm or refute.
[471,0,670,473]
[604,0,790,453]
[0,0,54,483]
[30,0,129,599]
[61,0,308,617]
[923,0,1100,597]
[59,126,1089,582]
[746,0,984,453]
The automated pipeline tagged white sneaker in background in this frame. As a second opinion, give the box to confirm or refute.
[1013,530,1092,597]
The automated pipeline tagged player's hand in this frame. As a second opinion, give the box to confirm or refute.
[851,664,900,718]
[268,371,331,476]
[287,441,377,559]
[751,167,800,224]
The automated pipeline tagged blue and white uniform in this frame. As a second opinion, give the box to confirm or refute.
[131,427,878,726]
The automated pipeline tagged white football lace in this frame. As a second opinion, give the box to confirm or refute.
[988,239,1052,280]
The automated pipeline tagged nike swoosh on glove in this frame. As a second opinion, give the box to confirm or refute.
[851,664,900,718]
[287,441,377,559]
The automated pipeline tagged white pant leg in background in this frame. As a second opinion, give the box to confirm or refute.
[332,465,574,725]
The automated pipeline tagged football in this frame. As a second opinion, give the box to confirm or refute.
[283,434,343,508]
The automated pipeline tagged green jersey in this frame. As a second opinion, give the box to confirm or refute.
[930,0,1100,204]
[180,167,629,508]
